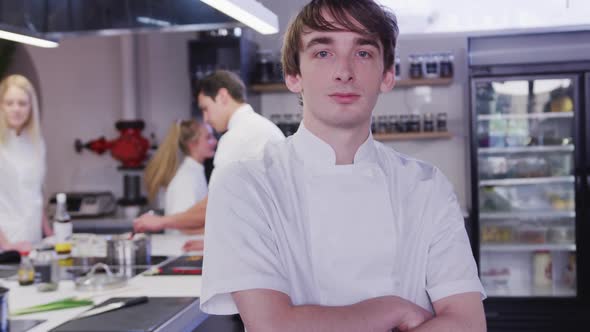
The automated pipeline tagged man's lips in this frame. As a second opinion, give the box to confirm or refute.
[329,93,361,104]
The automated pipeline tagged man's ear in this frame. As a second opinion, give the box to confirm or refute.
[217,88,230,104]
[380,66,396,93]
[285,73,303,93]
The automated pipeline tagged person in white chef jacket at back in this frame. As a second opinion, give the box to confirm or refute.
[0,74,53,252]
[144,119,217,244]
[134,71,285,250]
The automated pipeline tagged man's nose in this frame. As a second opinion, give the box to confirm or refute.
[333,56,354,83]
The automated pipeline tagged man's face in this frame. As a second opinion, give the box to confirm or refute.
[285,20,395,131]
[198,92,226,133]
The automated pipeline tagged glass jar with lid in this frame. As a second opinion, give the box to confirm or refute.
[409,113,421,132]
[437,112,448,132]
[440,52,454,78]
[399,114,410,132]
[377,115,388,134]
[408,54,423,79]
[33,247,59,292]
[422,53,440,79]
[423,113,435,132]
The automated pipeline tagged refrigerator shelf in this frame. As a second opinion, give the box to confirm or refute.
[477,112,574,121]
[478,145,575,154]
[480,211,576,220]
[485,285,576,298]
[481,243,576,252]
[479,176,574,186]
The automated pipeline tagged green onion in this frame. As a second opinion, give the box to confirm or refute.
[10,297,94,316]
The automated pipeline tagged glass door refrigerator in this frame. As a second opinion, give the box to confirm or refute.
[469,31,590,331]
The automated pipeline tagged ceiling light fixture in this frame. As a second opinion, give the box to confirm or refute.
[200,0,278,35]
[0,25,58,48]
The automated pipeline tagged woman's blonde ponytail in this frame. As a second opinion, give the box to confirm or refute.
[144,120,202,202]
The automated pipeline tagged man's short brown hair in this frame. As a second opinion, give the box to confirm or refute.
[196,70,246,103]
[281,0,399,77]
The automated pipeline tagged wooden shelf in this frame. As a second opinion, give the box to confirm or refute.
[395,77,453,87]
[250,78,453,93]
[373,131,452,141]
[250,83,290,93]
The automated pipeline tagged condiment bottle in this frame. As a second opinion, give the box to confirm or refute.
[54,193,72,246]
[17,251,35,286]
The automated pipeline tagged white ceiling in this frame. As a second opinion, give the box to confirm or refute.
[376,0,590,34]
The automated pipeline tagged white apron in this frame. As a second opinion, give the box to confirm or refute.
[306,162,399,306]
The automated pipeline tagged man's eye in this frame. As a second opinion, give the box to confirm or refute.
[316,51,329,58]
[358,50,371,58]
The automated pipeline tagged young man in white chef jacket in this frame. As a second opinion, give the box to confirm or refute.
[200,0,487,331]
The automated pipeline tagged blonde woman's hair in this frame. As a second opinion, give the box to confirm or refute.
[144,119,203,202]
[0,74,43,145]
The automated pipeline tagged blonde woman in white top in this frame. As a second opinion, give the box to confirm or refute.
[144,119,217,239]
[0,74,53,252]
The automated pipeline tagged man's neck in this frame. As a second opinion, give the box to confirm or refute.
[225,101,247,129]
[303,117,370,165]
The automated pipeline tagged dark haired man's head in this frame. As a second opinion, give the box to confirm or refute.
[196,70,247,133]
[281,0,399,77]
[195,70,246,103]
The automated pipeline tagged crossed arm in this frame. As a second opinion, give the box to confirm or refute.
[232,289,485,332]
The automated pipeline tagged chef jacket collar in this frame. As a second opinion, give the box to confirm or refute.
[227,104,254,131]
[291,122,378,168]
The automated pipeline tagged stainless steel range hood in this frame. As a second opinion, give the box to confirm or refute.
[0,0,277,46]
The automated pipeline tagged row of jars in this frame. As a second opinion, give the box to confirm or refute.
[402,52,454,80]
[255,50,454,84]
[269,113,448,136]
[371,112,448,134]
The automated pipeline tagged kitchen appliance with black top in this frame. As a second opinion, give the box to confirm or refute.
[48,192,116,219]
[469,30,590,331]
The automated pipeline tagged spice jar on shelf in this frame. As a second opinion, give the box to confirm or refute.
[399,114,410,133]
[440,52,454,78]
[422,53,440,79]
[387,115,398,133]
[423,113,435,132]
[409,113,421,132]
[376,115,388,134]
[436,112,448,132]
[408,54,423,79]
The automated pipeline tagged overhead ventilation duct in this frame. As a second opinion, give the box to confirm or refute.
[0,0,278,47]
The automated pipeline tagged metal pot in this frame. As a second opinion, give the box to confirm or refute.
[71,233,151,274]
[106,233,151,266]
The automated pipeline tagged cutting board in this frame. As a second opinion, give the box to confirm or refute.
[50,297,204,332]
